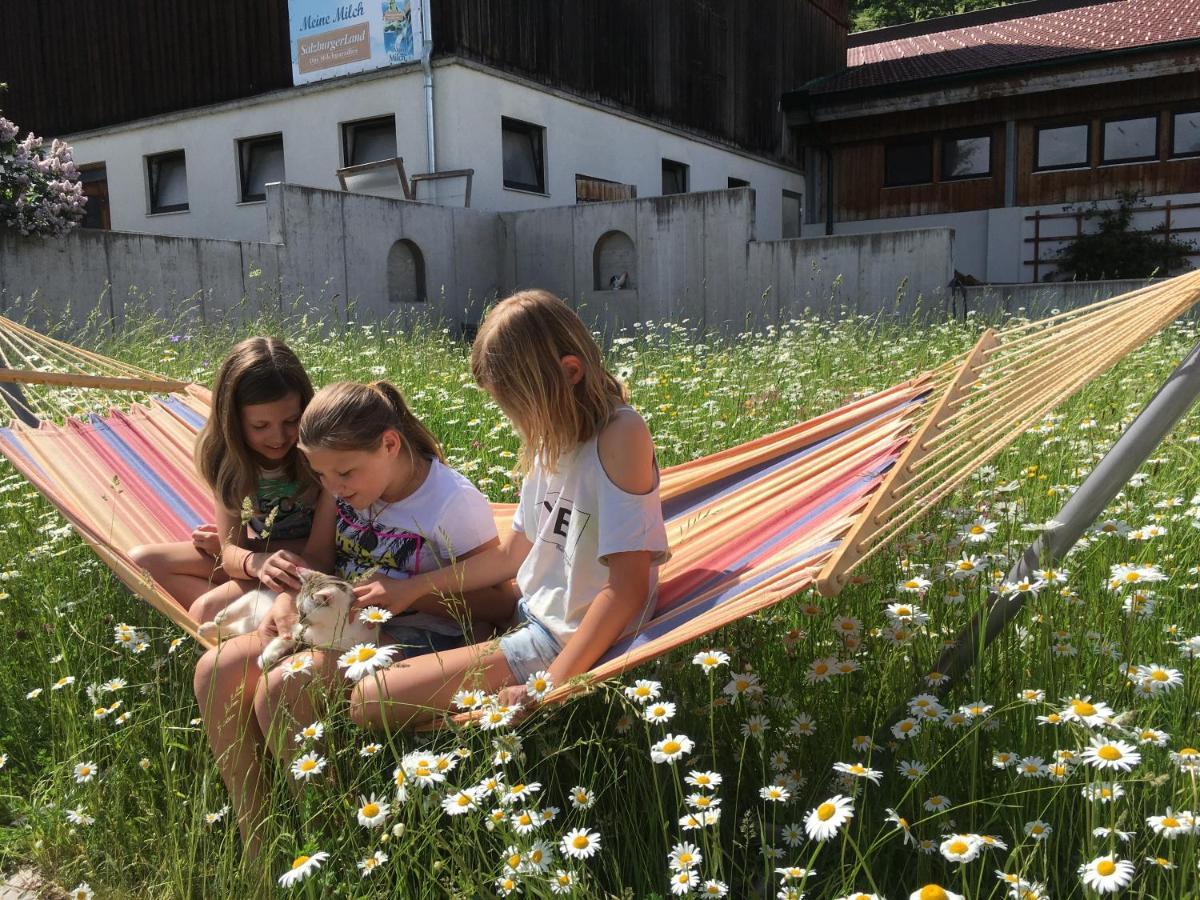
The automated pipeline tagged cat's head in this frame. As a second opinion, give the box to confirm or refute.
[297,570,354,607]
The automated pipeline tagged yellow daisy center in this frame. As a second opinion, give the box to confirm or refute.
[1071,700,1096,716]
[1162,816,1179,828]
[816,802,837,821]
[572,835,590,849]
[920,886,949,900]
[947,840,969,855]
[292,855,310,868]
[1096,860,1116,876]
[1151,670,1168,681]
[362,803,379,817]
[662,741,681,754]
[1097,745,1122,761]
[355,647,376,662]
[300,759,316,772]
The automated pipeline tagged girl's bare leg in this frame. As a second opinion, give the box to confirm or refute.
[190,578,259,624]
[253,649,345,764]
[129,541,227,608]
[349,641,516,730]
[193,632,270,862]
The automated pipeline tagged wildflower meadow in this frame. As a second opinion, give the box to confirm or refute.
[1,301,1199,899]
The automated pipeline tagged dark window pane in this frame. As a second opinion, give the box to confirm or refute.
[1102,117,1157,162]
[1037,124,1089,169]
[240,135,284,202]
[79,164,109,229]
[942,135,991,179]
[345,118,396,166]
[662,159,688,194]
[148,151,188,213]
[728,176,749,188]
[502,118,545,192]
[884,141,932,186]
[1172,111,1200,157]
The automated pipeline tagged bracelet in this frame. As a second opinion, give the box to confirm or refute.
[241,551,256,581]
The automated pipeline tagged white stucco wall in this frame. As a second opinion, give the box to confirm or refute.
[60,60,804,244]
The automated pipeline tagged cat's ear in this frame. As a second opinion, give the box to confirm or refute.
[311,588,335,606]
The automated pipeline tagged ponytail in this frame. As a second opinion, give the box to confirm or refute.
[299,381,444,463]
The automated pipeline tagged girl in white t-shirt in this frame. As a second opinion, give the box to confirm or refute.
[346,291,670,730]
[193,379,505,858]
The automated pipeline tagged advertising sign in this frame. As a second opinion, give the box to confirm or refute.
[289,0,426,86]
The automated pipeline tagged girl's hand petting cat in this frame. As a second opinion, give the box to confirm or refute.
[257,593,298,644]
[259,550,307,592]
[350,575,413,615]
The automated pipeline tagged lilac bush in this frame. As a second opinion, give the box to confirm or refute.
[1,112,86,237]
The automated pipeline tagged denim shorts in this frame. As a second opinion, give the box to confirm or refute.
[382,619,469,658]
[498,599,561,683]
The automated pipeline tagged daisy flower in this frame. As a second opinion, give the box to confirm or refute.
[788,713,817,737]
[452,688,486,710]
[52,675,75,691]
[548,870,577,894]
[804,794,853,841]
[525,840,553,873]
[294,721,324,743]
[494,875,519,895]
[290,751,327,781]
[337,643,397,682]
[833,761,882,784]
[1080,736,1141,772]
[1146,809,1191,838]
[897,760,927,780]
[685,770,722,791]
[277,851,329,887]
[699,880,729,897]
[502,780,542,804]
[569,785,595,809]
[624,679,662,703]
[924,794,952,812]
[722,672,761,698]
[356,605,393,626]
[442,787,483,816]
[669,869,699,895]
[644,701,677,724]
[1133,664,1182,693]
[651,734,694,764]
[1078,855,1134,894]
[1059,695,1113,728]
[67,885,94,900]
[66,806,95,826]
[358,849,388,877]
[960,519,997,543]
[940,834,981,863]
[759,784,791,803]
[359,742,383,757]
[909,884,963,900]
[356,793,390,827]
[692,649,730,672]
[560,827,601,859]
[898,575,931,593]
[72,761,98,783]
[279,655,314,680]
[525,670,553,700]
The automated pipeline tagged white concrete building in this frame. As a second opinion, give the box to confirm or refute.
[63,58,806,245]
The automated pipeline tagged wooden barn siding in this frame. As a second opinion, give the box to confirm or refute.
[430,0,847,155]
[2,0,846,157]
[818,68,1199,221]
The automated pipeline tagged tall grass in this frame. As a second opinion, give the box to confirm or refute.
[1,302,1198,898]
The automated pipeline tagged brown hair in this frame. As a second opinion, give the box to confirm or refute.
[195,337,316,511]
[298,381,445,466]
[470,290,627,473]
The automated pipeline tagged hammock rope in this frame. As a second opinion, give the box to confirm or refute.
[0,271,1196,709]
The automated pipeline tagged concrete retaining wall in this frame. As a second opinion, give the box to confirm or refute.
[0,183,955,335]
[959,278,1170,320]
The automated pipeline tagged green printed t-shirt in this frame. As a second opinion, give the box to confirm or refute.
[247,466,314,542]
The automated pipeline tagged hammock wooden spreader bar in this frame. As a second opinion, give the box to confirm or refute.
[815,269,1200,596]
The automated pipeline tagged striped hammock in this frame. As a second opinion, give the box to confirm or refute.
[0,270,1198,702]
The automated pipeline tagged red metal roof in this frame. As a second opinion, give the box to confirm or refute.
[813,0,1200,93]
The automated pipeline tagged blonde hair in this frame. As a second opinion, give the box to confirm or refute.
[470,290,627,473]
[298,381,445,466]
[196,337,317,511]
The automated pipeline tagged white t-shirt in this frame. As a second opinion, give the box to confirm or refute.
[335,458,497,635]
[512,412,671,646]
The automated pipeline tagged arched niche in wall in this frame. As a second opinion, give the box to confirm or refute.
[593,230,636,291]
[387,238,427,303]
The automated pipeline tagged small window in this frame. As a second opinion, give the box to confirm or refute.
[884,140,932,187]
[78,163,110,230]
[781,190,803,239]
[1101,116,1158,164]
[1171,110,1200,158]
[728,176,750,189]
[147,150,189,214]
[575,174,635,203]
[238,134,285,203]
[502,117,546,193]
[941,133,991,180]
[1035,123,1090,171]
[662,158,689,195]
[342,116,397,167]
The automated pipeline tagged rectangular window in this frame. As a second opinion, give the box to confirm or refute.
[782,190,803,239]
[662,158,689,195]
[728,176,750,189]
[342,115,397,167]
[502,117,546,193]
[146,150,188,214]
[884,140,932,187]
[941,133,991,180]
[237,134,285,203]
[1101,116,1158,164]
[78,163,110,230]
[575,174,636,203]
[1172,110,1200,158]
[1035,123,1090,171]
